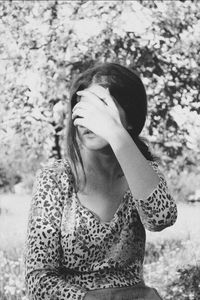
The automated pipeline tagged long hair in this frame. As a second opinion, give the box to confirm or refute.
[66,62,155,192]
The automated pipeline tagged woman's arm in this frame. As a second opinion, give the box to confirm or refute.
[23,167,87,300]
[108,126,177,231]
[108,126,160,199]
[72,85,177,232]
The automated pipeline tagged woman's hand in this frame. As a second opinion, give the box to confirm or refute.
[72,85,124,142]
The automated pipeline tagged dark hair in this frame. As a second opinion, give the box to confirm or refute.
[66,62,155,192]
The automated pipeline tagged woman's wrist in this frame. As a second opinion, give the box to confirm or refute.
[106,123,127,145]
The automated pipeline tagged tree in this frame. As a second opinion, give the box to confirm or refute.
[0,0,199,198]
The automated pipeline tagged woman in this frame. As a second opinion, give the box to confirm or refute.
[24,63,177,300]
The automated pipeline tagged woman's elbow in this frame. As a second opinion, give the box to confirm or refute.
[145,206,178,232]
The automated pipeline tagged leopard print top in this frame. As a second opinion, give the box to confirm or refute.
[24,159,177,300]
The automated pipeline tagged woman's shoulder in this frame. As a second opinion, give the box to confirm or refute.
[40,158,72,173]
[36,158,74,188]
[31,160,74,219]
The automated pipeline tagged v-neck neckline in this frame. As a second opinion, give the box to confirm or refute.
[62,158,131,225]
[73,188,131,226]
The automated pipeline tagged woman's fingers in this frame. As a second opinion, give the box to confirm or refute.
[76,90,102,107]
[72,99,97,121]
[72,86,123,139]
[76,89,118,116]
[86,85,118,110]
[72,107,87,121]
[76,86,114,108]
[73,116,85,127]
[72,92,105,120]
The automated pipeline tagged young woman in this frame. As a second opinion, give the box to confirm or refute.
[24,63,177,300]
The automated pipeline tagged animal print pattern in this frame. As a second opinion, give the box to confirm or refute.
[24,159,177,300]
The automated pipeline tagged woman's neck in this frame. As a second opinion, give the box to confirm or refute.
[80,146,123,181]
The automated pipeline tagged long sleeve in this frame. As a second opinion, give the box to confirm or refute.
[134,161,177,232]
[23,167,87,300]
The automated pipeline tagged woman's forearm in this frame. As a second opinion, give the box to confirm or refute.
[107,125,177,231]
[108,125,160,200]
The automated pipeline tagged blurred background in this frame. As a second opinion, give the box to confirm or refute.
[0,1,200,299]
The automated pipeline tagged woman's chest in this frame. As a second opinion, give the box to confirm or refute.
[76,176,129,223]
[60,189,145,270]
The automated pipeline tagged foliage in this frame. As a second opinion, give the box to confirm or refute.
[144,239,200,300]
[0,250,27,300]
[0,163,21,193]
[145,239,184,264]
[0,0,200,196]
[167,265,200,300]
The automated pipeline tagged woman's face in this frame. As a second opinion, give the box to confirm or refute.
[73,84,128,151]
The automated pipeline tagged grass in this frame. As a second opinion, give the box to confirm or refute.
[0,194,30,300]
[0,193,200,299]
[144,203,200,299]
